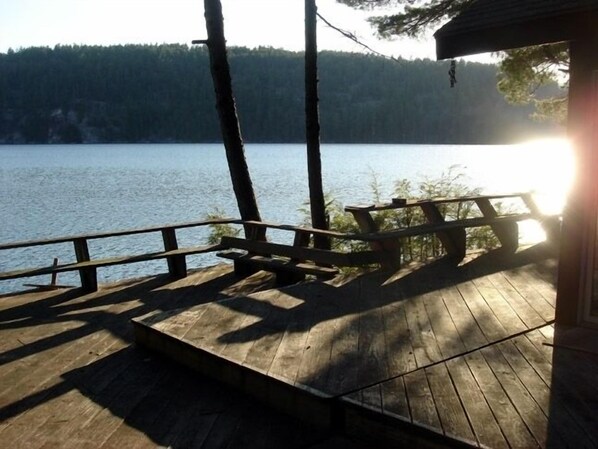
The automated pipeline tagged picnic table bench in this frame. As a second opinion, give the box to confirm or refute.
[344,192,560,267]
[217,220,383,285]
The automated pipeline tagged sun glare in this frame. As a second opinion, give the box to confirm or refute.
[517,137,574,215]
[514,137,574,243]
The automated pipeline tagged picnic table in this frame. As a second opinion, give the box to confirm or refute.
[345,192,560,268]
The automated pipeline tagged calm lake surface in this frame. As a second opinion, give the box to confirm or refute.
[0,141,573,293]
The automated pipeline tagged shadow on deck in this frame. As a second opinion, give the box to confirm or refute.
[0,265,366,448]
[132,243,597,448]
[1,243,596,448]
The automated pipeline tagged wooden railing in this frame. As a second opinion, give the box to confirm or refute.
[1,193,562,292]
[0,218,239,292]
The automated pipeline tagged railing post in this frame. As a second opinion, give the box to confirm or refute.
[73,238,97,292]
[161,228,187,279]
[475,198,518,251]
[348,210,401,270]
[419,202,466,260]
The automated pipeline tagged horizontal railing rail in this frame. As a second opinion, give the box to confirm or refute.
[0,217,240,292]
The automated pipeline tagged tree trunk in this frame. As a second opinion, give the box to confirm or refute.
[203,0,263,239]
[305,0,330,249]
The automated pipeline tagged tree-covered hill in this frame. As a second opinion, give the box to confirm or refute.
[0,44,560,144]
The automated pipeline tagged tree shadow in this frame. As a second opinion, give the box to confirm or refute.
[216,243,557,348]
[0,345,346,448]
[0,265,275,366]
[2,264,373,447]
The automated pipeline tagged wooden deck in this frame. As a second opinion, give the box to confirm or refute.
[2,242,597,448]
[343,324,598,448]
[0,265,369,448]
[134,243,598,448]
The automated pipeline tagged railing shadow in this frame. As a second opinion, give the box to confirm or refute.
[216,243,557,349]
[0,265,275,365]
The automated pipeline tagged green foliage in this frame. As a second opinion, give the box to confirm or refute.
[337,0,569,122]
[336,0,474,38]
[498,44,569,124]
[205,210,240,245]
[317,167,501,263]
[0,44,556,144]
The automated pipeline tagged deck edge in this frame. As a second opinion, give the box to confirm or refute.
[132,316,339,430]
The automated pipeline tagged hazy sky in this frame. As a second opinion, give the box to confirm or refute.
[0,0,438,59]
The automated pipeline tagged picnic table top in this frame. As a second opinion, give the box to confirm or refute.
[345,192,531,212]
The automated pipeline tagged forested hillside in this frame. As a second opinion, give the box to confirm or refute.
[0,44,559,144]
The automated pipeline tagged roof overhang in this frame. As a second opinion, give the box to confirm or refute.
[434,0,598,59]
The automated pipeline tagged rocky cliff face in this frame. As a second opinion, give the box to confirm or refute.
[0,100,128,144]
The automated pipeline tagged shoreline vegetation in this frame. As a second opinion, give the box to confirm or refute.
[0,44,561,145]
[209,167,506,268]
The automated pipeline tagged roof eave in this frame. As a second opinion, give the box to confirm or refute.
[435,11,598,60]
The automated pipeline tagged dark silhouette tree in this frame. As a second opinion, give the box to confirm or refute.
[200,0,263,238]
[305,0,330,249]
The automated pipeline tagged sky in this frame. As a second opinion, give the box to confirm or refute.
[0,0,441,60]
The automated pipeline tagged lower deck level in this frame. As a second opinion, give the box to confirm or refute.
[134,244,598,448]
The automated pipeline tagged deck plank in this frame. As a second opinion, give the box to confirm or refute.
[422,290,467,359]
[5,245,588,449]
[475,285,527,335]
[0,266,351,449]
[382,301,418,376]
[509,268,557,308]
[499,339,596,449]
[445,357,508,449]
[324,309,361,396]
[480,345,555,448]
[403,293,442,368]
[501,270,555,320]
[241,296,290,375]
[403,368,441,431]
[425,363,475,443]
[381,376,410,421]
[356,294,389,391]
[267,297,315,386]
[440,286,488,351]
[487,272,547,328]
[50,353,168,449]
[457,281,508,341]
[294,297,337,393]
[465,351,539,448]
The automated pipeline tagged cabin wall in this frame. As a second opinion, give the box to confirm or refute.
[556,37,598,325]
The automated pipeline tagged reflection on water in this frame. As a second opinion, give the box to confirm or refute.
[0,139,573,293]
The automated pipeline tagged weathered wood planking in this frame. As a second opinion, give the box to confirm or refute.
[342,322,598,449]
[133,245,563,449]
[1,265,368,449]
[425,363,475,443]
[440,285,489,351]
[445,357,509,449]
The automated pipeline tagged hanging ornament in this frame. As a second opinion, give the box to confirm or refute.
[449,60,457,88]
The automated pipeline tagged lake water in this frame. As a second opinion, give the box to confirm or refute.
[0,141,574,293]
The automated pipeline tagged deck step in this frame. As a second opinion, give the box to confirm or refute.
[217,250,339,279]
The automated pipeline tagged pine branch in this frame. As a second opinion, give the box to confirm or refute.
[316,12,400,62]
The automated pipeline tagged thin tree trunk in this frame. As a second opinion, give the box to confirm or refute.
[203,0,263,239]
[305,0,330,249]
